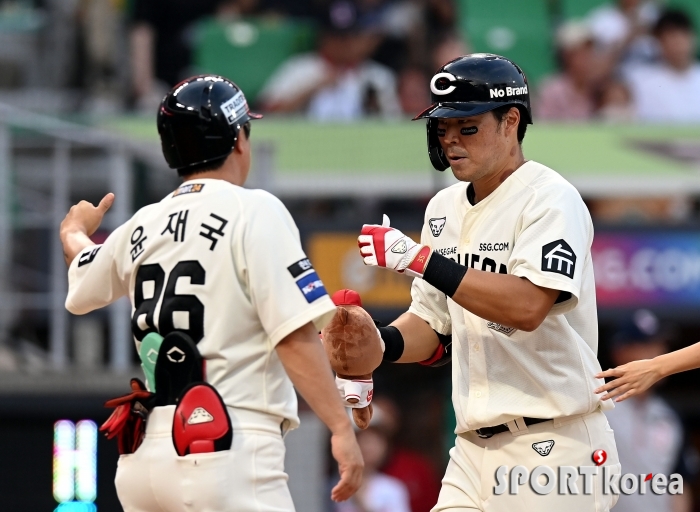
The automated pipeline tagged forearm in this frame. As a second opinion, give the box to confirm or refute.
[451,269,557,331]
[276,322,353,434]
[389,312,440,363]
[60,229,95,267]
[654,342,700,379]
[423,253,557,332]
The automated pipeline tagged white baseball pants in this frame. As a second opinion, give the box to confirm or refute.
[115,405,295,512]
[432,409,620,512]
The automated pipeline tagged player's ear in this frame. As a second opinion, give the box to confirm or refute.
[505,107,520,139]
[233,129,249,155]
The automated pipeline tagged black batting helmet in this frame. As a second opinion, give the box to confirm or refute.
[157,75,262,171]
[413,54,533,171]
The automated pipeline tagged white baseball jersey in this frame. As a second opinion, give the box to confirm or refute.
[409,161,612,433]
[66,179,336,428]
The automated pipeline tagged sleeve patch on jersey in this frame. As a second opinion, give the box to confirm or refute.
[295,271,327,303]
[173,183,205,197]
[541,240,576,278]
[429,217,446,237]
[287,258,314,278]
[77,246,102,267]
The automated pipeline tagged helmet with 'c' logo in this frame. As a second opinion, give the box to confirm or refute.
[413,53,533,171]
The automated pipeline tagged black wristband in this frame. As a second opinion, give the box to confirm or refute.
[422,251,468,297]
[378,326,404,362]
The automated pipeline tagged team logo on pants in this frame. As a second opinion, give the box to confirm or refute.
[429,217,447,237]
[532,440,555,456]
[541,240,576,278]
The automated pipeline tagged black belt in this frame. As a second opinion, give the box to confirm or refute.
[475,417,551,439]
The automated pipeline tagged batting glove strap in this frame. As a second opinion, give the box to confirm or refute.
[335,376,374,408]
[358,215,431,277]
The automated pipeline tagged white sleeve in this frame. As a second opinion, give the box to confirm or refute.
[509,184,592,314]
[242,193,336,345]
[407,220,452,334]
[65,225,128,315]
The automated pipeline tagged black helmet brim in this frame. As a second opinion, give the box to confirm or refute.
[413,102,523,121]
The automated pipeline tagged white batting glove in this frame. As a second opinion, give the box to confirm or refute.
[335,376,374,408]
[358,215,432,278]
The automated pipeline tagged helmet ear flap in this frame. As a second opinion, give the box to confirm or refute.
[427,119,450,172]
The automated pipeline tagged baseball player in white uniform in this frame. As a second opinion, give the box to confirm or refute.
[59,75,363,511]
[350,55,620,511]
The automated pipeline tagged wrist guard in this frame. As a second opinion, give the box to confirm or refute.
[422,252,468,297]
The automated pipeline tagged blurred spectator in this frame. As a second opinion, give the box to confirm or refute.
[605,310,697,512]
[335,401,411,512]
[366,0,420,72]
[398,67,430,116]
[597,80,634,122]
[431,32,469,72]
[623,9,700,122]
[537,21,605,120]
[374,397,442,512]
[129,0,228,111]
[77,0,127,112]
[396,32,467,116]
[587,0,660,68]
[424,0,458,46]
[259,0,400,120]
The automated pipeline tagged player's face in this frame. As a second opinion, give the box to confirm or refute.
[437,113,512,182]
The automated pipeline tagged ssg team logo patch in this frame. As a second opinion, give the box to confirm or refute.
[429,217,446,237]
[173,183,205,197]
[541,240,576,278]
[296,272,327,303]
[532,440,555,457]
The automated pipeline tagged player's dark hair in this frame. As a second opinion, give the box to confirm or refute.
[177,156,227,177]
[654,9,694,36]
[491,105,527,144]
[177,122,251,177]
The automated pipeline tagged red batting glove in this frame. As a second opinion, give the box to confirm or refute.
[358,215,432,278]
[100,378,154,455]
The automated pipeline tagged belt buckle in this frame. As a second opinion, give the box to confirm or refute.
[476,428,493,439]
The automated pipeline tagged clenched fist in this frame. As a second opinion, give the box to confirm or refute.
[357,215,431,278]
[60,193,114,266]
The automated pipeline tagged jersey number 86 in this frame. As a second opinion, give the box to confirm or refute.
[131,261,205,343]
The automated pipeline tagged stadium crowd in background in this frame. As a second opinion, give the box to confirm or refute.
[538,3,700,122]
[0,0,696,120]
[0,0,675,121]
